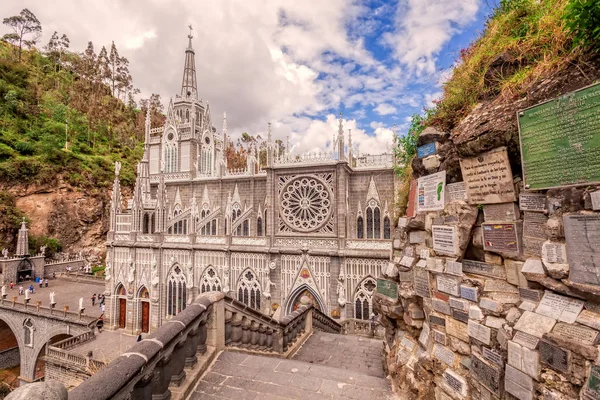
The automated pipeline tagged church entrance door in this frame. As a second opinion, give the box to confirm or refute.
[141,302,149,333]
[119,298,126,329]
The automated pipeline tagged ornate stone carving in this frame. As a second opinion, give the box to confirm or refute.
[231,237,267,246]
[280,176,333,232]
[346,240,392,250]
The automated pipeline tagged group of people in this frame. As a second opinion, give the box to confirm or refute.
[9,279,49,295]
[91,293,106,313]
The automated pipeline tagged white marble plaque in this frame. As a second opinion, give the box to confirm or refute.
[436,275,461,296]
[535,292,584,324]
[479,298,500,312]
[432,225,458,256]
[449,297,469,312]
[416,171,446,212]
[432,298,452,315]
[443,369,467,396]
[433,344,455,366]
[468,320,492,345]
[445,260,463,276]
[419,248,430,259]
[591,191,600,211]
[446,181,467,202]
[446,317,469,342]
[541,241,567,264]
[576,309,600,331]
[460,285,478,302]
[564,214,600,286]
[433,329,447,345]
[514,311,556,338]
[418,322,431,346]
[483,279,519,294]
[552,322,599,345]
[409,230,426,244]
[483,347,503,367]
[459,147,516,204]
[414,267,431,298]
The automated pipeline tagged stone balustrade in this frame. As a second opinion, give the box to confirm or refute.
[0,298,97,325]
[311,307,343,334]
[52,331,96,350]
[342,318,385,339]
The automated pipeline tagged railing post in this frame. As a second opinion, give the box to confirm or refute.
[224,308,233,344]
[230,312,243,346]
[197,317,207,355]
[258,324,267,350]
[250,320,259,349]
[240,316,251,348]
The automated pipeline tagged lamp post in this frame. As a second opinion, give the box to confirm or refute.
[64,121,68,150]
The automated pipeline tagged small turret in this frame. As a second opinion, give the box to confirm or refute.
[16,219,29,257]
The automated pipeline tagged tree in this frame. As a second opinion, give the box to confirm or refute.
[2,8,42,62]
[108,41,120,96]
[44,31,70,73]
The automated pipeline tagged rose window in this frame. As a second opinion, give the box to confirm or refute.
[280,176,333,232]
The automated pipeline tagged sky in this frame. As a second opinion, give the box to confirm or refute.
[1,0,495,155]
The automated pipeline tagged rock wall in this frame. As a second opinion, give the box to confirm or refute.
[379,61,600,400]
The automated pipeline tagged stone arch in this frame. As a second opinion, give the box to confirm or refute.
[31,325,73,380]
[114,282,128,329]
[198,265,222,293]
[136,285,150,333]
[285,283,326,315]
[166,264,187,317]
[0,315,23,379]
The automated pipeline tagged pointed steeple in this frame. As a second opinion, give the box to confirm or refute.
[367,176,380,203]
[232,183,241,205]
[16,218,29,257]
[174,187,182,208]
[201,185,210,207]
[337,112,345,161]
[348,128,353,162]
[181,25,198,99]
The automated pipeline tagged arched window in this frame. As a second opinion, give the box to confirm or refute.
[366,200,381,239]
[167,266,187,316]
[143,214,150,234]
[383,217,391,239]
[138,286,150,299]
[357,216,364,239]
[257,217,263,236]
[23,319,34,347]
[237,270,261,310]
[200,266,222,293]
[151,214,156,233]
[211,220,217,235]
[243,220,249,236]
[164,143,178,173]
[354,277,376,320]
[264,213,267,235]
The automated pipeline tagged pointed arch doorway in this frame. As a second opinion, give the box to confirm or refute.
[285,284,325,315]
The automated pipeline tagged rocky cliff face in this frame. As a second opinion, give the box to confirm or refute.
[0,178,130,258]
[379,58,600,400]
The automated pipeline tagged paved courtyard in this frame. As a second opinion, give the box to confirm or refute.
[292,331,386,377]
[190,350,395,400]
[70,330,138,362]
[3,277,104,318]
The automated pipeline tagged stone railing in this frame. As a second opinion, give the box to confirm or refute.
[311,307,343,334]
[53,331,96,350]
[223,296,311,355]
[274,151,336,166]
[354,153,394,169]
[62,272,105,285]
[342,318,385,339]
[0,299,98,326]
[45,346,105,372]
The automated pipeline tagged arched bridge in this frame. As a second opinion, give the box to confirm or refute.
[0,299,96,384]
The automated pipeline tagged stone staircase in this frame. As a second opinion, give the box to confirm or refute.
[189,332,395,400]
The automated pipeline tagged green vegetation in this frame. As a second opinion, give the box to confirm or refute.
[0,191,26,229]
[564,0,600,52]
[28,235,61,258]
[0,8,166,191]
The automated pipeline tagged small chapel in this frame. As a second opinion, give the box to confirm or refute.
[104,30,396,334]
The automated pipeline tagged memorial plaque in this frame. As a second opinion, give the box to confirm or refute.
[536,292,584,324]
[483,347,504,367]
[523,212,547,239]
[449,297,469,311]
[505,364,534,392]
[577,310,600,331]
[468,320,492,345]
[463,259,506,279]
[523,237,544,257]
[433,298,452,315]
[414,268,431,298]
[552,322,599,345]
[564,215,600,286]
[519,288,542,303]
[419,248,430,259]
[519,193,547,212]
[460,147,516,204]
[409,230,426,244]
[518,82,600,190]
[460,285,479,302]
[376,278,398,300]
[513,331,539,350]
[514,311,556,338]
[446,317,469,342]
[433,344,455,366]
[406,180,417,217]
[417,142,437,159]
[445,260,463,276]
[429,314,446,327]
[539,339,570,373]
[446,181,467,202]
[400,256,416,268]
[505,259,527,287]
[433,329,447,345]
[452,309,469,323]
[437,275,461,296]
[484,279,519,294]
[418,323,430,346]
[483,203,520,222]
[427,257,445,273]
[542,242,567,264]
[417,171,446,212]
[482,222,521,254]
[432,225,458,256]
[584,364,600,400]
[399,270,414,282]
[470,353,503,396]
[479,298,500,312]
[444,369,467,397]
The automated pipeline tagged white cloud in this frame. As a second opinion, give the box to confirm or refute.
[374,103,397,116]
[383,0,479,75]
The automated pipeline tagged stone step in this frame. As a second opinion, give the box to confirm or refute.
[189,350,396,400]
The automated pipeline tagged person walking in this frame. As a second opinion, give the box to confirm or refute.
[52,272,56,279]
[18,286,23,295]
[9,282,13,290]
[136,331,142,342]
[91,294,96,306]
[45,279,48,288]
[100,303,105,313]
[29,284,34,294]
[39,279,43,289]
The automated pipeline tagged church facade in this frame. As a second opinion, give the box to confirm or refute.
[104,33,396,334]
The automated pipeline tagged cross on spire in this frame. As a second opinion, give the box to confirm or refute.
[181,25,198,98]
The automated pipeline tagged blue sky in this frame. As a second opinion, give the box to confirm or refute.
[2,0,495,154]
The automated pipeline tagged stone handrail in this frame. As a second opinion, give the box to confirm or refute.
[311,307,343,334]
[45,346,105,372]
[223,296,311,354]
[52,330,96,350]
[0,299,97,326]
[342,318,385,339]
[68,292,223,400]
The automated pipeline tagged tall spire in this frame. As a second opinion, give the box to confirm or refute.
[16,218,29,257]
[181,25,198,99]
[337,112,345,161]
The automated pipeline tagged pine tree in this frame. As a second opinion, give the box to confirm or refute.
[2,8,42,62]
[108,41,120,97]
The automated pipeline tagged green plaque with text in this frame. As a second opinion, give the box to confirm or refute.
[518,83,600,190]
[377,278,398,299]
